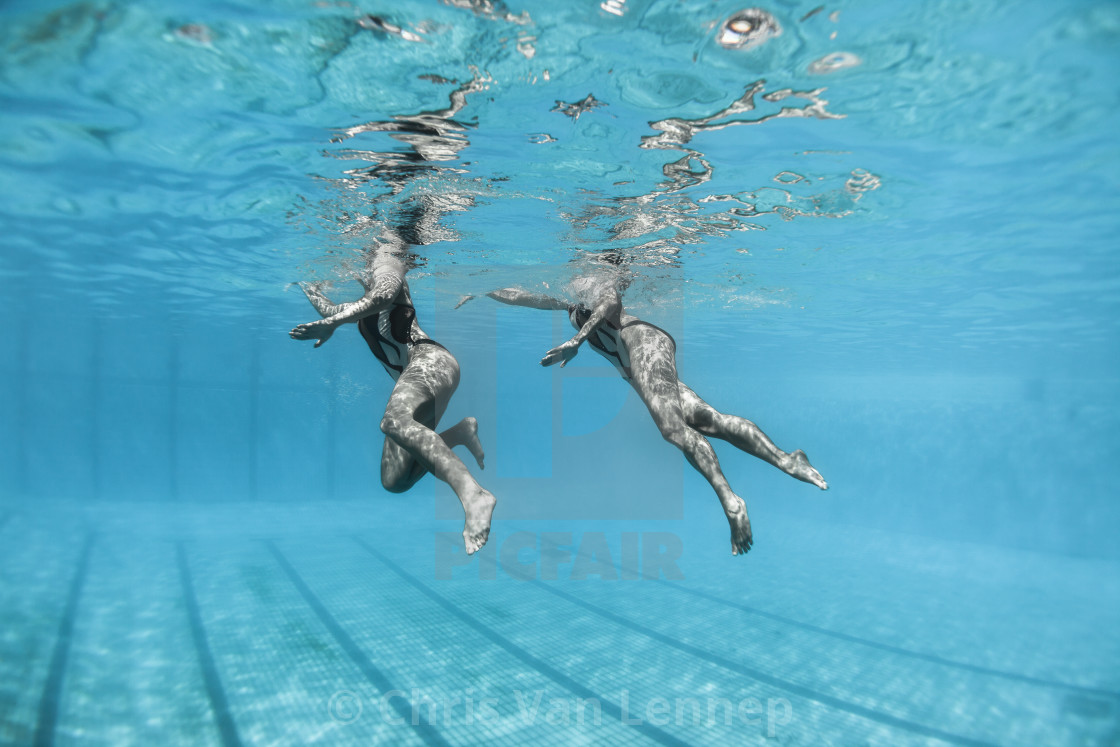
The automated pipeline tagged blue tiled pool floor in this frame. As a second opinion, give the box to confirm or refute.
[1,501,1117,746]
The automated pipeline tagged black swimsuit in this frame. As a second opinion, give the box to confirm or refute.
[568,305,676,380]
[357,303,445,380]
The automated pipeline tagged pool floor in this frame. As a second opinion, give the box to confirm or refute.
[1,501,1117,746]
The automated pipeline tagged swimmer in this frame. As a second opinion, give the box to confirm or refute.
[460,272,827,556]
[291,236,495,554]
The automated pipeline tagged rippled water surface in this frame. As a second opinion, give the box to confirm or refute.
[2,0,1116,369]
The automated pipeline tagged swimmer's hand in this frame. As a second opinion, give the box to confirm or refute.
[541,340,579,367]
[453,294,474,310]
[289,319,336,348]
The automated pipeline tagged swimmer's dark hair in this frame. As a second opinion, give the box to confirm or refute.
[598,250,627,266]
[392,203,434,249]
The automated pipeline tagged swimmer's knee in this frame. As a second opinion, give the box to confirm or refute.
[380,413,403,436]
[382,460,424,493]
[659,423,688,448]
[380,472,409,493]
[688,407,716,431]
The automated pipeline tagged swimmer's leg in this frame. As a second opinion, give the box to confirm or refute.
[379,345,495,554]
[440,417,486,470]
[381,416,486,494]
[627,332,752,556]
[678,382,828,490]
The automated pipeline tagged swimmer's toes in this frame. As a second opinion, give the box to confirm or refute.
[791,449,828,490]
[727,507,752,557]
[464,527,490,555]
[462,488,496,555]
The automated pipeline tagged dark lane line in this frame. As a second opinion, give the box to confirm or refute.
[654,579,1120,700]
[177,543,243,747]
[33,533,95,747]
[264,541,450,747]
[531,579,999,747]
[351,536,691,747]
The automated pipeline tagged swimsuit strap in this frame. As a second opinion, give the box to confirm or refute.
[409,337,448,351]
[569,303,622,331]
[389,302,417,345]
[357,311,404,375]
[391,302,447,350]
[621,319,677,349]
[355,301,422,379]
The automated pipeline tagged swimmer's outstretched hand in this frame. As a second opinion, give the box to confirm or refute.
[290,319,336,348]
[541,340,579,367]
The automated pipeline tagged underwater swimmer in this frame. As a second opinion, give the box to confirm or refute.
[291,236,494,555]
[460,273,827,556]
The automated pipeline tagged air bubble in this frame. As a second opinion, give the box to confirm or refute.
[808,51,861,74]
[717,8,781,50]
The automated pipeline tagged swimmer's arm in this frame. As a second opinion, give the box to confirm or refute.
[299,282,347,318]
[541,295,620,368]
[290,273,402,347]
[467,287,569,311]
[322,271,404,324]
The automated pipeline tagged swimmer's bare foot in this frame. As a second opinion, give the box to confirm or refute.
[444,417,485,469]
[462,487,496,555]
[785,449,828,490]
[725,496,753,556]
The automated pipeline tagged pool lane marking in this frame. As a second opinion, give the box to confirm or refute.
[350,536,692,747]
[33,533,95,747]
[528,578,998,747]
[651,578,1120,701]
[177,543,243,747]
[263,540,451,747]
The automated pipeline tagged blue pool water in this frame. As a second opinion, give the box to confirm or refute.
[1,0,1118,744]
